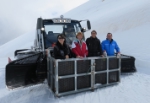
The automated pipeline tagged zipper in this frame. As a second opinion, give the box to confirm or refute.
[109,40,111,55]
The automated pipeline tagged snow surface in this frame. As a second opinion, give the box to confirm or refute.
[0,0,150,103]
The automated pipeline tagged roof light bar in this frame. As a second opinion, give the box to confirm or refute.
[52,15,71,23]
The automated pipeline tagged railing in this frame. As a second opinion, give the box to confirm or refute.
[47,50,121,97]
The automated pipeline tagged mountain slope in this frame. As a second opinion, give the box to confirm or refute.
[0,0,150,103]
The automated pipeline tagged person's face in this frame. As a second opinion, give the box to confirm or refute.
[91,32,97,38]
[107,34,112,40]
[77,35,83,40]
[58,36,64,44]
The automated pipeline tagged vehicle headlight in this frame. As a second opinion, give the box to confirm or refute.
[41,28,45,31]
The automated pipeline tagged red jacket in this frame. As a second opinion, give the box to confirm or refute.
[71,40,88,57]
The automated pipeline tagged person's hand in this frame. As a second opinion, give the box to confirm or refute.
[117,52,121,58]
[76,56,83,59]
[100,55,104,57]
[103,51,107,57]
[45,49,48,56]
[79,56,84,59]
[76,55,80,58]
[65,55,69,59]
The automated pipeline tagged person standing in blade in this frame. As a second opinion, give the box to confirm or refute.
[71,32,88,58]
[54,34,70,59]
[86,30,103,57]
[101,33,120,57]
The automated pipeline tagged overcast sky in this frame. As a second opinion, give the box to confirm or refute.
[0,0,88,45]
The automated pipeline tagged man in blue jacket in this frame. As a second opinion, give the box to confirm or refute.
[101,33,120,56]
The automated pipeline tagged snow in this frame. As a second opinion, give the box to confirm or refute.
[0,0,88,45]
[0,0,150,103]
[0,73,150,103]
[64,0,150,44]
[0,30,35,58]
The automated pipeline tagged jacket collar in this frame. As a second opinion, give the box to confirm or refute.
[76,39,84,43]
[106,38,113,43]
[56,41,66,48]
[90,36,97,39]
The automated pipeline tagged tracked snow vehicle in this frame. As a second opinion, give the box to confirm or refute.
[6,15,92,89]
[6,16,136,97]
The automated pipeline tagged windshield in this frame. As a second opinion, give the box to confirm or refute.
[43,21,82,48]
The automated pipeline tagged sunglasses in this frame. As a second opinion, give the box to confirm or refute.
[92,32,96,34]
[58,38,64,39]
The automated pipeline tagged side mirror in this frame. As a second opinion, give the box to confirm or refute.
[87,20,91,30]
[36,18,43,29]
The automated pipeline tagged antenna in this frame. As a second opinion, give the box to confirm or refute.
[60,15,64,19]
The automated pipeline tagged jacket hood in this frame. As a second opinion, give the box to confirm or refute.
[90,36,97,39]
[106,38,113,42]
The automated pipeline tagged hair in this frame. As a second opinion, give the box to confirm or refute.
[107,33,112,36]
[57,34,66,44]
[76,32,83,37]
[91,30,97,34]
[57,34,65,39]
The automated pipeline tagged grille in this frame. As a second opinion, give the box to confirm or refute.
[77,75,91,89]
[109,58,119,69]
[77,60,91,74]
[58,61,74,76]
[95,58,107,71]
[95,73,107,85]
[59,77,75,93]
[109,71,119,83]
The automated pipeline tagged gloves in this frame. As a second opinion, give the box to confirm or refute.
[117,53,121,58]
[103,51,107,57]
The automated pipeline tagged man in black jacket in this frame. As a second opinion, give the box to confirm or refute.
[86,30,103,57]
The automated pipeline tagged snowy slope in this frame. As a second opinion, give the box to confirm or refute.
[0,30,35,58]
[64,0,150,35]
[0,0,150,103]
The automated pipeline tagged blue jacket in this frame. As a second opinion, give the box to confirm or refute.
[101,39,120,56]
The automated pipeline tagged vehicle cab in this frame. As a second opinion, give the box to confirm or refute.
[34,15,91,52]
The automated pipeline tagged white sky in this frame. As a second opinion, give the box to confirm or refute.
[0,0,88,45]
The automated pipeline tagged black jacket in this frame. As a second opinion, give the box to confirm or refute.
[54,41,70,59]
[86,37,103,57]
